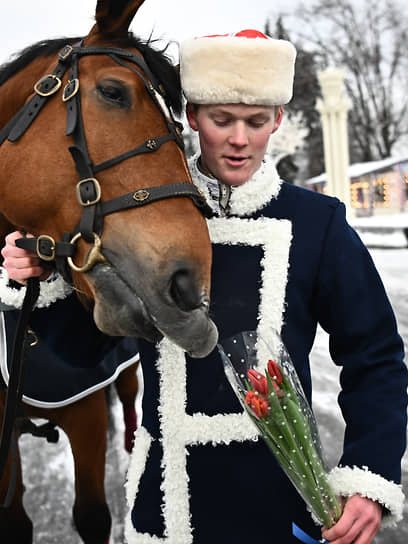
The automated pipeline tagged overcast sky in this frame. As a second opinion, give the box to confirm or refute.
[0,0,301,65]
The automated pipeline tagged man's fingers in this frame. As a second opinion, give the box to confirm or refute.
[322,496,382,544]
[3,255,41,270]
[2,231,39,262]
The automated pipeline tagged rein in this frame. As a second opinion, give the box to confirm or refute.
[0,42,213,282]
[0,277,39,500]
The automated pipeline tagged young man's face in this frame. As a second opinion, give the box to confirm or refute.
[186,103,282,186]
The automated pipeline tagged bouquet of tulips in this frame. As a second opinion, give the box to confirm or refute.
[218,331,342,530]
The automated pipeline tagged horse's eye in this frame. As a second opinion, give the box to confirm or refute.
[97,81,130,108]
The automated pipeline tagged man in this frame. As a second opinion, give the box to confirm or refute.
[2,30,407,543]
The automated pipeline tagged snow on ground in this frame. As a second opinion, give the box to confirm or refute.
[352,213,408,248]
[352,213,408,229]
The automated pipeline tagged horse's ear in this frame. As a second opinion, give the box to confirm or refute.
[88,0,146,38]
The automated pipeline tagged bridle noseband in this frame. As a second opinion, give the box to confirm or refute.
[0,42,213,282]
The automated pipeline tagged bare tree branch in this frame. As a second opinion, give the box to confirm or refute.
[287,0,408,161]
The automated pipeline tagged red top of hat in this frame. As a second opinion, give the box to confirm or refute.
[234,29,268,38]
[200,29,269,39]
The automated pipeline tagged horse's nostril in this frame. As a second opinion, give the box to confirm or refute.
[170,269,201,312]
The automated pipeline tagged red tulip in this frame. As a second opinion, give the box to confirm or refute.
[267,359,283,384]
[247,369,268,395]
[245,390,269,418]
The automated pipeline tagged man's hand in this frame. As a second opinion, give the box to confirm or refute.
[1,231,51,284]
[322,495,382,544]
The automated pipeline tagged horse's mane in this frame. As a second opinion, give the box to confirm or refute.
[0,34,182,115]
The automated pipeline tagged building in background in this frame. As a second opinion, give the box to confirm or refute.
[306,156,408,217]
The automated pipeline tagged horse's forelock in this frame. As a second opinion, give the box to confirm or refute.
[0,34,182,115]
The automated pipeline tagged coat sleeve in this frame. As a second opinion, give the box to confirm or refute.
[313,201,407,526]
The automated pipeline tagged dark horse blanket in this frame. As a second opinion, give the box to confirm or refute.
[0,293,139,407]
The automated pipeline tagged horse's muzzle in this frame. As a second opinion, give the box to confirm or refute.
[87,261,218,358]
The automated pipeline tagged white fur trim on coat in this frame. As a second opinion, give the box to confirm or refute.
[125,215,293,542]
[125,427,162,544]
[0,268,73,309]
[188,154,282,217]
[329,465,405,527]
[180,35,296,106]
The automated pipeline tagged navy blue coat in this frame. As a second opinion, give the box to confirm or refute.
[127,175,407,544]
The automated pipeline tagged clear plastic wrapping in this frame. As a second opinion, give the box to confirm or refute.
[218,331,342,529]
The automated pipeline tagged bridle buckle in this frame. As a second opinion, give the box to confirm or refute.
[62,78,79,102]
[76,178,101,206]
[58,45,74,62]
[36,235,56,261]
[34,75,62,97]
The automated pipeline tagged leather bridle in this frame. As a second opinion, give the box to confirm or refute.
[0,42,213,283]
[0,41,214,494]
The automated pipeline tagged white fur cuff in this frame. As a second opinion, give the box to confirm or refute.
[329,465,405,527]
[0,268,73,309]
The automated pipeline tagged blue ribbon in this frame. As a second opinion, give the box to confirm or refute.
[292,523,329,544]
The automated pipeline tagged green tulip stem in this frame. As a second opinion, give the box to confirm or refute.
[263,373,334,527]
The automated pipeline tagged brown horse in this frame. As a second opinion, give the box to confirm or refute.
[0,1,217,542]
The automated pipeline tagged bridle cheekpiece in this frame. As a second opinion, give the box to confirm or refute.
[0,41,213,283]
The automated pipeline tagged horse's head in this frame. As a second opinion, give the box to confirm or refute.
[0,0,218,357]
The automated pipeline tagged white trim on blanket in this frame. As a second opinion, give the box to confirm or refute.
[0,311,139,408]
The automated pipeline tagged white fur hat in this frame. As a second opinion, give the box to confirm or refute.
[180,29,297,106]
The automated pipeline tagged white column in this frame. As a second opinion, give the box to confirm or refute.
[316,68,353,218]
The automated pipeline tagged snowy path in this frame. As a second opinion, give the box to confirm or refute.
[18,248,408,543]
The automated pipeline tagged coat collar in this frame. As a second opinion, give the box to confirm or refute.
[188,153,282,217]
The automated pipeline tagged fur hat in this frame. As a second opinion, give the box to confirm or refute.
[180,29,297,106]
